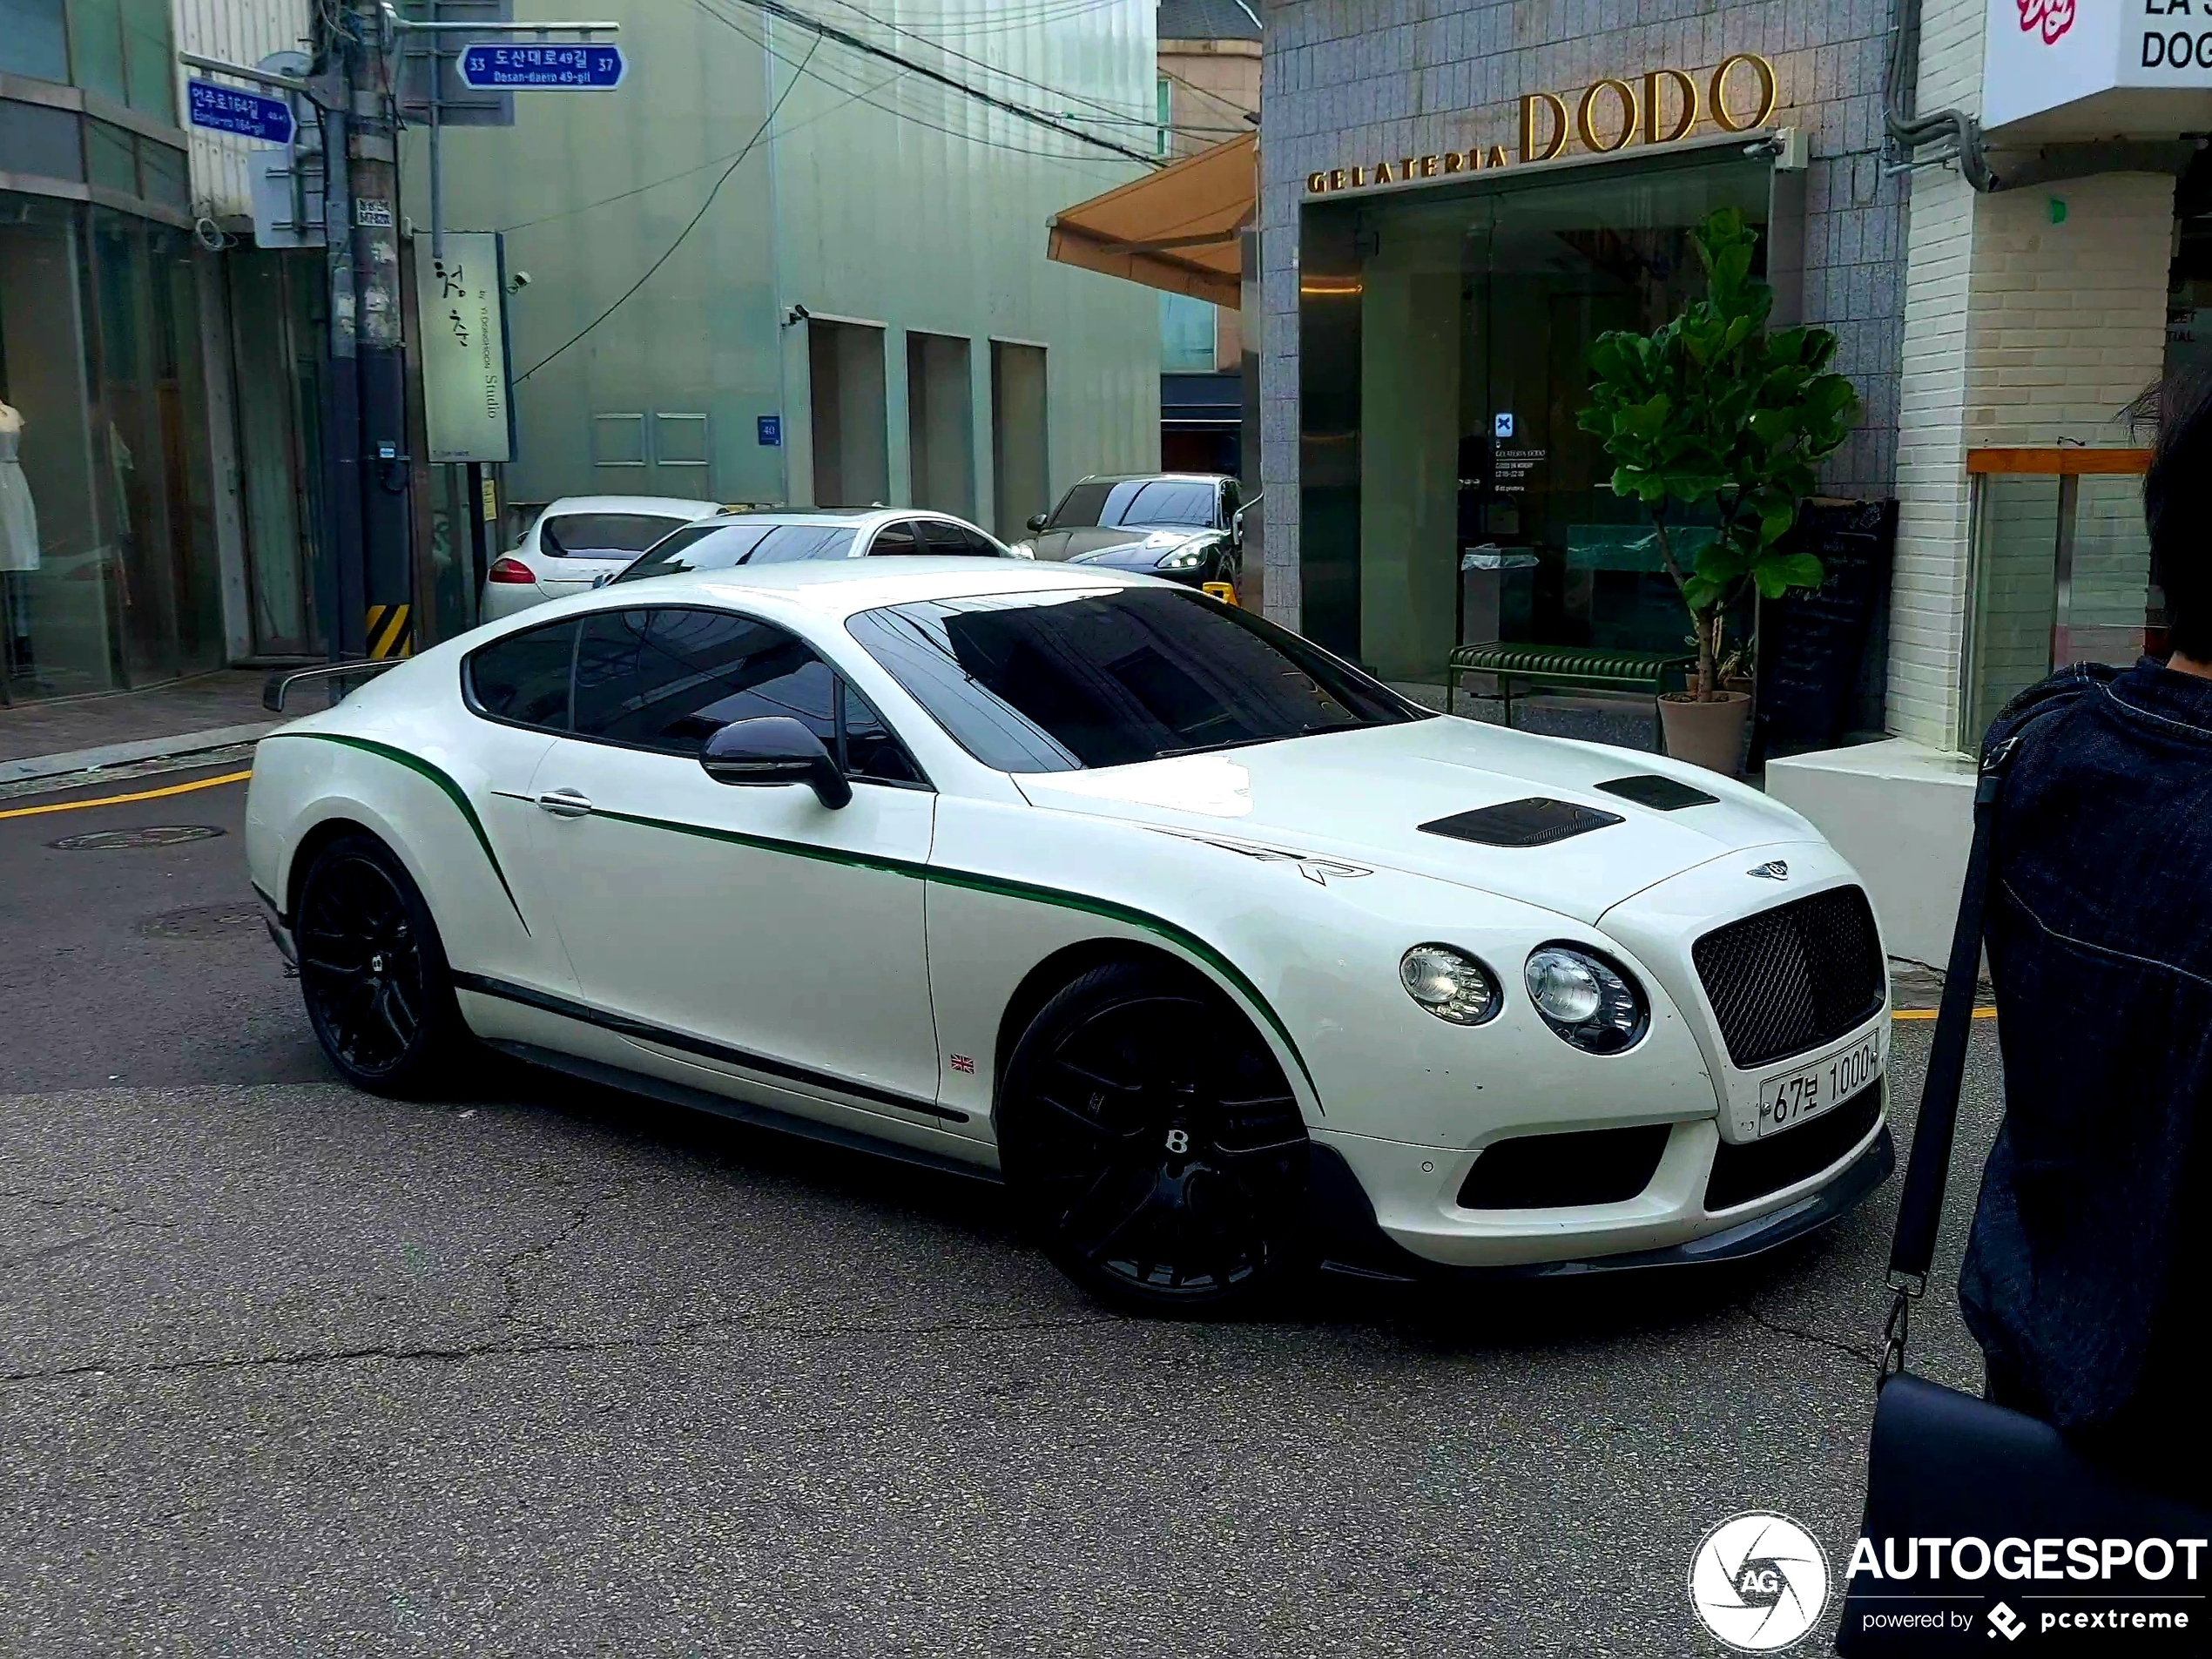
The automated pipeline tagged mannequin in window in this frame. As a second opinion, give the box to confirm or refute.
[0,398,39,681]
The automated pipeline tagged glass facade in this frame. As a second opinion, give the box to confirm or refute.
[1298,150,1774,684]
[0,195,221,698]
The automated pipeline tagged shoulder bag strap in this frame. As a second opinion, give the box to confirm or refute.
[1879,730,2027,1379]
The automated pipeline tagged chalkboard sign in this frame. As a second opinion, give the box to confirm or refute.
[1756,498,1897,756]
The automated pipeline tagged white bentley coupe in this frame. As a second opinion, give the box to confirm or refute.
[246,559,1893,1312]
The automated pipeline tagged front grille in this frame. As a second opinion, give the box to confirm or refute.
[1457,1123,1672,1210]
[1691,887,1884,1069]
[1704,1081,1884,1211]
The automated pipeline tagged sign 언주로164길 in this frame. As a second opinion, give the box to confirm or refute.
[457,43,624,91]
[186,80,294,144]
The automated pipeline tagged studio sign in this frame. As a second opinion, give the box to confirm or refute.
[1305,54,1780,194]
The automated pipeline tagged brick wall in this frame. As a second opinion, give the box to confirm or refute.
[1887,0,2175,746]
[1257,0,1911,631]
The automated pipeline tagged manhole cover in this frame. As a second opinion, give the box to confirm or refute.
[48,825,225,851]
[140,901,265,941]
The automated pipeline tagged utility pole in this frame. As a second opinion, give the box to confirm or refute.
[341,0,413,661]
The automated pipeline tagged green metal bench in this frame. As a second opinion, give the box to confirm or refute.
[1445,643,1696,727]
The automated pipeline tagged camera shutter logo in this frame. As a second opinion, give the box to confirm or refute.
[1688,1512,1831,1651]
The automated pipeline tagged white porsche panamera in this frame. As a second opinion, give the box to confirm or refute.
[246,559,1894,1312]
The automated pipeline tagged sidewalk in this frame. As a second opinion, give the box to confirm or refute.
[0,670,276,784]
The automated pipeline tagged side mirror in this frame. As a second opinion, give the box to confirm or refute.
[698,717,852,809]
[1026,512,1049,533]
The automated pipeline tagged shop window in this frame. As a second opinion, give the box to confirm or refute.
[120,0,174,121]
[64,0,126,104]
[1966,461,2160,743]
[138,140,190,213]
[1298,152,1776,683]
[85,120,138,197]
[0,102,84,183]
[0,0,69,81]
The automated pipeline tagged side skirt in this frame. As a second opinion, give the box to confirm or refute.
[485,1040,1004,1188]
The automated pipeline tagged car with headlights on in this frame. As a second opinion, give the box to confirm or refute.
[247,560,1892,1314]
[481,495,724,620]
[1015,473,1247,589]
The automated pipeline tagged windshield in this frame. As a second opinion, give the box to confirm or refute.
[1045,479,1218,533]
[614,522,857,583]
[846,587,1428,773]
[538,512,694,559]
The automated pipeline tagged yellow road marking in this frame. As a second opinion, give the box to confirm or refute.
[0,768,253,820]
[1892,1006,1998,1021]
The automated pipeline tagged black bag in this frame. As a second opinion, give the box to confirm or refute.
[1835,731,2212,1654]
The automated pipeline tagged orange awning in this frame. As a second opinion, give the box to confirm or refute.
[1047,132,1253,309]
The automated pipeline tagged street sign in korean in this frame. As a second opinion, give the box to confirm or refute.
[186,80,295,144]
[414,233,514,464]
[457,43,625,91]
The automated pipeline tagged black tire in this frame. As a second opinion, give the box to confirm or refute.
[293,832,470,1096]
[998,959,1312,1316]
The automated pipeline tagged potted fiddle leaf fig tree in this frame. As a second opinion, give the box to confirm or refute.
[1577,207,1859,774]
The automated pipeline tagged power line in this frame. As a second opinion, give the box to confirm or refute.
[717,0,1160,166]
[512,37,820,383]
[815,0,1150,125]
[691,0,1142,169]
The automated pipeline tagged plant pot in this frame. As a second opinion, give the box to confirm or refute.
[1658,691,1752,776]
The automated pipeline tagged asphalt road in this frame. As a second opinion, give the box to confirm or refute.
[0,760,2003,1656]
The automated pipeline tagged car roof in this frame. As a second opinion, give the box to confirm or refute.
[1069,472,1231,487]
[624,556,1160,619]
[535,495,725,519]
[685,507,987,529]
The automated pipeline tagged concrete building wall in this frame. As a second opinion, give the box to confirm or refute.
[1257,0,1911,632]
[413,0,1158,519]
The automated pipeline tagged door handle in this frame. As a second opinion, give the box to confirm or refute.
[535,788,595,818]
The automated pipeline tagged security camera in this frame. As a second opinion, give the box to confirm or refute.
[504,270,532,294]
[785,303,812,327]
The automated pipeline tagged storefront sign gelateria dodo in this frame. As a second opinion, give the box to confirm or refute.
[1305,54,1779,194]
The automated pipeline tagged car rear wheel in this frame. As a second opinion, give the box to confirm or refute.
[999,959,1312,1316]
[295,833,469,1096]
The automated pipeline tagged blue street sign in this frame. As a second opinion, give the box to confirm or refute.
[458,42,625,91]
[186,80,294,144]
[756,415,782,448]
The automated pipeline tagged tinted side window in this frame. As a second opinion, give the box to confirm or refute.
[1044,482,1110,529]
[840,683,923,784]
[868,520,921,556]
[920,519,998,556]
[540,513,692,557]
[465,619,577,730]
[572,608,835,756]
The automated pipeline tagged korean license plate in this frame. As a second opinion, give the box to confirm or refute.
[1756,1034,1882,1138]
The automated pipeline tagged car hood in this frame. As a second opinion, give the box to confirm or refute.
[1066,529,1219,571]
[1012,717,1820,925]
[1030,524,1211,561]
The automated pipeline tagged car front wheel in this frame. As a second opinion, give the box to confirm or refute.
[294,832,469,1096]
[999,959,1312,1315]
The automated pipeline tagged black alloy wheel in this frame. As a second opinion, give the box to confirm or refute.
[1000,960,1312,1315]
[295,833,467,1096]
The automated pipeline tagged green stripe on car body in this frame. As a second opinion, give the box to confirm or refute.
[265,732,529,931]
[273,740,1319,1104]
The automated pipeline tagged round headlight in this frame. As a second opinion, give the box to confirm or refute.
[1399,943,1501,1026]
[1524,946,1647,1054]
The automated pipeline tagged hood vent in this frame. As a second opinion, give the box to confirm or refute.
[1594,774,1719,811]
[1420,798,1624,848]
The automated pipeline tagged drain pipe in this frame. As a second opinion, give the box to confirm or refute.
[1884,0,1997,189]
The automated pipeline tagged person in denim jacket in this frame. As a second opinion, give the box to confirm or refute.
[1959,380,2212,1505]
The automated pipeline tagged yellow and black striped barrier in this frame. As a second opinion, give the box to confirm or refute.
[364,604,413,660]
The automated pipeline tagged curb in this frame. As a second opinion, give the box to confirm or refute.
[0,721,280,786]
